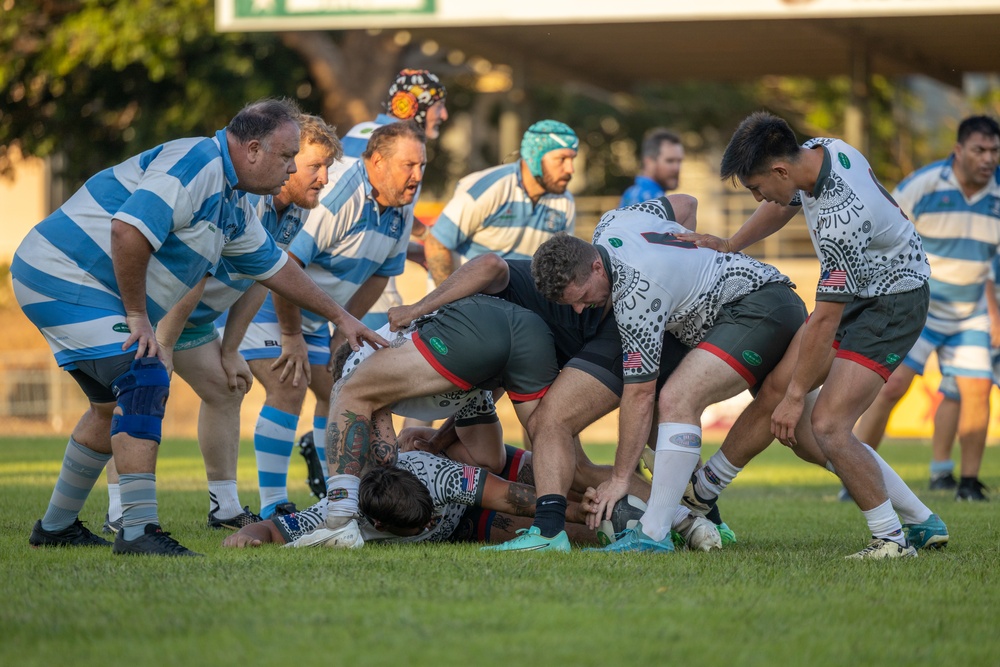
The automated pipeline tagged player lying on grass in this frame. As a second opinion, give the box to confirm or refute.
[222,447,719,549]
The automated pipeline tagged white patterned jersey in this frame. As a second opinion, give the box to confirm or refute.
[358,451,487,544]
[891,156,1000,321]
[791,138,930,303]
[595,198,792,383]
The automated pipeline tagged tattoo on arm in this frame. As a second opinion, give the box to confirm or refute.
[424,236,455,286]
[504,482,537,517]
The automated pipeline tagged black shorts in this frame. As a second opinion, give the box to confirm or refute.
[67,352,138,403]
[835,282,930,380]
[698,282,807,389]
[413,295,559,402]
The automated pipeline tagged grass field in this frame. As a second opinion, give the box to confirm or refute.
[2,436,998,666]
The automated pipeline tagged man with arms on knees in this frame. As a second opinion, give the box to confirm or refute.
[682,111,932,559]
[619,128,684,208]
[240,121,425,519]
[14,99,384,556]
[101,114,344,534]
[854,115,1000,501]
[423,120,578,286]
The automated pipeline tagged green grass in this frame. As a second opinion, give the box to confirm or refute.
[2,437,998,666]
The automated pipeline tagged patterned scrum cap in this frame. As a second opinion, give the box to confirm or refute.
[386,69,447,126]
[520,120,579,178]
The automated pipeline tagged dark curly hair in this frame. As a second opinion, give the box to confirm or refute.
[530,232,598,302]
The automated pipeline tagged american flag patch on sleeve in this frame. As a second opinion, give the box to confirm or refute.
[819,269,847,287]
[622,351,643,369]
[460,465,478,492]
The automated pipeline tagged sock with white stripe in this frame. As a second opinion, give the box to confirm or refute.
[254,405,299,518]
[40,437,111,532]
[119,472,158,541]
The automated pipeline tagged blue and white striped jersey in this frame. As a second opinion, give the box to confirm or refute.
[430,162,575,261]
[190,196,306,327]
[252,158,412,334]
[12,129,286,357]
[892,156,1000,321]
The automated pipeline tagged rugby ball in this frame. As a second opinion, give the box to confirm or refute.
[597,495,648,545]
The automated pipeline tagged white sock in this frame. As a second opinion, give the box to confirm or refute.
[862,444,932,524]
[208,480,242,519]
[107,483,122,522]
[862,499,906,545]
[324,474,360,528]
[693,450,742,502]
[640,423,702,542]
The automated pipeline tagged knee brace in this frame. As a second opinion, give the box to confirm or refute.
[110,357,170,443]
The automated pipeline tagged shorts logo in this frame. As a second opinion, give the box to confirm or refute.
[886,353,900,365]
[264,339,279,347]
[837,152,851,169]
[429,337,449,355]
[742,350,762,366]
[669,433,701,448]
[112,322,131,334]
[328,488,349,501]
[608,237,623,248]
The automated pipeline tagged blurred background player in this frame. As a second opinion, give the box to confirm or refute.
[619,128,685,207]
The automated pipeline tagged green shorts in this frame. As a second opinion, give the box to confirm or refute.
[173,322,219,351]
[698,282,807,389]
[412,295,558,402]
[834,282,929,380]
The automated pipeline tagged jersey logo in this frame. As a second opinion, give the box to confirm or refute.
[608,237,623,248]
[837,152,851,169]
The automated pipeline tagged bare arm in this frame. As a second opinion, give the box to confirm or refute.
[387,253,511,330]
[423,233,456,286]
[154,276,207,374]
[479,474,595,525]
[110,219,158,359]
[590,380,657,522]
[269,254,312,386]
[666,194,699,231]
[677,201,799,253]
[261,261,388,351]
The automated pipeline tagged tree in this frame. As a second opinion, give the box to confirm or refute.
[0,0,413,191]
